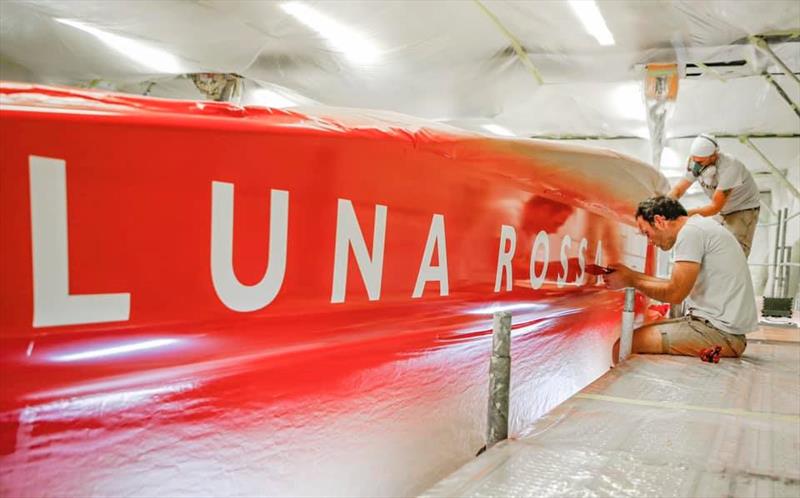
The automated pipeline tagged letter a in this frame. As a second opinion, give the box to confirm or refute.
[593,240,605,285]
[576,237,588,285]
[413,214,449,298]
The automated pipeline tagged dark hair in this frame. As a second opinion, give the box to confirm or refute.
[635,196,688,224]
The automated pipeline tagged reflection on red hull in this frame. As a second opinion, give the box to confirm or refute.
[0,83,664,497]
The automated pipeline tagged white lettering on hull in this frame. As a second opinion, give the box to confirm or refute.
[412,214,449,298]
[211,182,289,312]
[557,235,572,288]
[577,237,588,285]
[494,225,516,292]
[29,156,130,327]
[529,230,549,290]
[331,200,387,303]
[25,159,616,326]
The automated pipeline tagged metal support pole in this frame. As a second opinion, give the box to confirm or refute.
[486,311,511,449]
[772,209,783,298]
[761,71,800,118]
[620,288,636,362]
[740,136,800,201]
[783,247,793,298]
[750,36,800,87]
[780,208,790,297]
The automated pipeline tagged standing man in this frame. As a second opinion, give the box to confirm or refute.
[668,134,761,257]
[606,196,757,358]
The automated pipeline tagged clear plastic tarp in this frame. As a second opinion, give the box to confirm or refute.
[421,339,800,498]
[1,1,798,138]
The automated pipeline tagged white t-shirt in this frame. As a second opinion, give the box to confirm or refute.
[673,216,758,335]
[683,152,760,215]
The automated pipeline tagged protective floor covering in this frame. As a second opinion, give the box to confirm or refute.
[421,339,800,498]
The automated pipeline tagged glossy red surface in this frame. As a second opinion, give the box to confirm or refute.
[0,83,663,497]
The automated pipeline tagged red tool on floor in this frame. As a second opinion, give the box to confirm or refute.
[699,345,722,363]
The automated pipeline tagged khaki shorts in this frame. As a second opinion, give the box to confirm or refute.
[722,207,759,258]
[638,315,747,357]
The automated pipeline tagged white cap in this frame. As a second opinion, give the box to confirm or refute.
[690,134,718,157]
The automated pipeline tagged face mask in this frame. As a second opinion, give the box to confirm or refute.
[699,165,717,188]
[690,161,704,177]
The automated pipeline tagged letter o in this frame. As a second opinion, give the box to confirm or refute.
[529,230,549,289]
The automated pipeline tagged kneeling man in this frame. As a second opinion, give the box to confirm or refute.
[606,196,757,357]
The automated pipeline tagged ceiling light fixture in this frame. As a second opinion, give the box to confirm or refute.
[481,124,515,137]
[567,0,615,46]
[280,2,380,65]
[54,18,183,74]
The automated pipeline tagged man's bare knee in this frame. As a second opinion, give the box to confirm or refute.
[631,325,664,354]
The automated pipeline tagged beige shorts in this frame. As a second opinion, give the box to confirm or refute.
[722,207,759,258]
[639,315,747,357]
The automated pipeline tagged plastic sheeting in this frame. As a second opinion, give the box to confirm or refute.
[0,1,798,137]
[0,83,666,496]
[421,340,800,498]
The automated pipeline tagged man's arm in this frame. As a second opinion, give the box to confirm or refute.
[606,261,700,304]
[668,178,692,200]
[687,189,730,217]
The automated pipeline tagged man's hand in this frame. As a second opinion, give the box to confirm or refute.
[604,263,635,290]
[605,261,700,303]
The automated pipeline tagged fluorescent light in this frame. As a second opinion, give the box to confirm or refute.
[54,18,183,74]
[568,0,615,46]
[481,124,515,137]
[250,88,296,108]
[52,338,180,362]
[281,2,380,64]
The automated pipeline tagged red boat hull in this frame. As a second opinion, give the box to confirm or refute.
[0,84,662,496]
